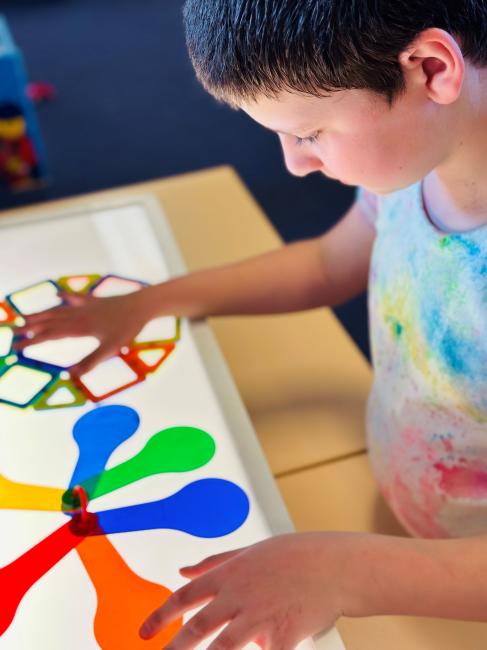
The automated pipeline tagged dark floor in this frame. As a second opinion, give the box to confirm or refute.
[1,0,370,359]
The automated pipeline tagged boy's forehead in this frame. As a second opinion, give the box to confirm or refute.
[239,93,327,133]
[239,89,369,134]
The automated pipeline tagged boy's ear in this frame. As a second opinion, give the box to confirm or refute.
[399,28,465,105]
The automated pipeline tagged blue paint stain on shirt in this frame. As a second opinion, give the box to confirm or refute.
[451,235,481,258]
[438,328,472,376]
[421,305,476,378]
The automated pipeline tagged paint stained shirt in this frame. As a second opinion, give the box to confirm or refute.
[359,183,487,538]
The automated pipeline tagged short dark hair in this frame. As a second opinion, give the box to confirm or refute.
[183,0,487,104]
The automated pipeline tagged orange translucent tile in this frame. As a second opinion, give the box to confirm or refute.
[121,343,175,374]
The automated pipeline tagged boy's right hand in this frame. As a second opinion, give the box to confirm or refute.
[14,289,156,376]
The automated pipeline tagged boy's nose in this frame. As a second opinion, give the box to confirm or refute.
[280,137,323,177]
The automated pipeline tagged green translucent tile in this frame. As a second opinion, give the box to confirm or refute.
[33,376,87,410]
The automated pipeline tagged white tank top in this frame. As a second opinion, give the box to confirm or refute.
[358,182,487,538]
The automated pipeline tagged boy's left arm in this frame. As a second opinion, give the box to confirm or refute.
[139,531,487,649]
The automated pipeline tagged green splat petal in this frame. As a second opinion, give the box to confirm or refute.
[63,426,216,506]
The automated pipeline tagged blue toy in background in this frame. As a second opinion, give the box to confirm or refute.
[0,15,47,191]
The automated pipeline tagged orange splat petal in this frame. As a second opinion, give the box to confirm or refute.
[76,535,181,649]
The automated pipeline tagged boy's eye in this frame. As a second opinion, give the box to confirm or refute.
[295,132,320,146]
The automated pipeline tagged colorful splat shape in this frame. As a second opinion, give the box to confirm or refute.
[63,425,215,506]
[68,405,140,489]
[84,478,250,538]
[57,274,101,294]
[0,474,64,511]
[33,377,87,410]
[121,342,175,374]
[0,302,18,325]
[76,534,181,649]
[0,519,91,635]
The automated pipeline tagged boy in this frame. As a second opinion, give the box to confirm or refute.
[17,1,487,648]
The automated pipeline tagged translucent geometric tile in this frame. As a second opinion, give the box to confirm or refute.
[0,327,13,357]
[91,275,146,298]
[138,348,168,367]
[0,273,181,410]
[133,316,180,345]
[57,274,101,294]
[77,356,141,401]
[21,336,100,369]
[121,342,175,374]
[33,378,87,410]
[0,302,17,324]
[7,281,62,316]
[0,365,54,407]
[0,354,18,375]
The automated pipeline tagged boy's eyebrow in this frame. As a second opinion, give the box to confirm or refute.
[275,127,320,138]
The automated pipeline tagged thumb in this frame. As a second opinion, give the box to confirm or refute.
[179,548,244,578]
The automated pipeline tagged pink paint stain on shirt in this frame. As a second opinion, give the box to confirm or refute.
[434,462,487,499]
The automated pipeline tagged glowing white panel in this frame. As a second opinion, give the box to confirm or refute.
[134,316,178,343]
[9,281,62,315]
[0,198,343,650]
[21,337,100,369]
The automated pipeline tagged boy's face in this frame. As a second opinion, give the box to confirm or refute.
[240,86,456,194]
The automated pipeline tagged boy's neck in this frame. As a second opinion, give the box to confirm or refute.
[424,67,487,232]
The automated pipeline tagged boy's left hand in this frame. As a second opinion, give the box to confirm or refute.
[139,533,348,649]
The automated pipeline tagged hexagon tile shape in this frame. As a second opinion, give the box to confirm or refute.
[1,274,181,410]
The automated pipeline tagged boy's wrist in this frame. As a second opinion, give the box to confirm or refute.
[339,532,415,619]
[135,283,176,320]
[339,533,468,620]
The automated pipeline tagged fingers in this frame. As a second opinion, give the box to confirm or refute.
[163,601,236,650]
[16,313,68,334]
[14,327,71,351]
[18,309,64,327]
[58,291,90,307]
[139,576,217,641]
[15,308,76,338]
[206,619,259,650]
[69,344,111,377]
[180,549,244,579]
[14,292,88,331]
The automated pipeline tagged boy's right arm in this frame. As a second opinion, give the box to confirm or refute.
[15,201,375,374]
